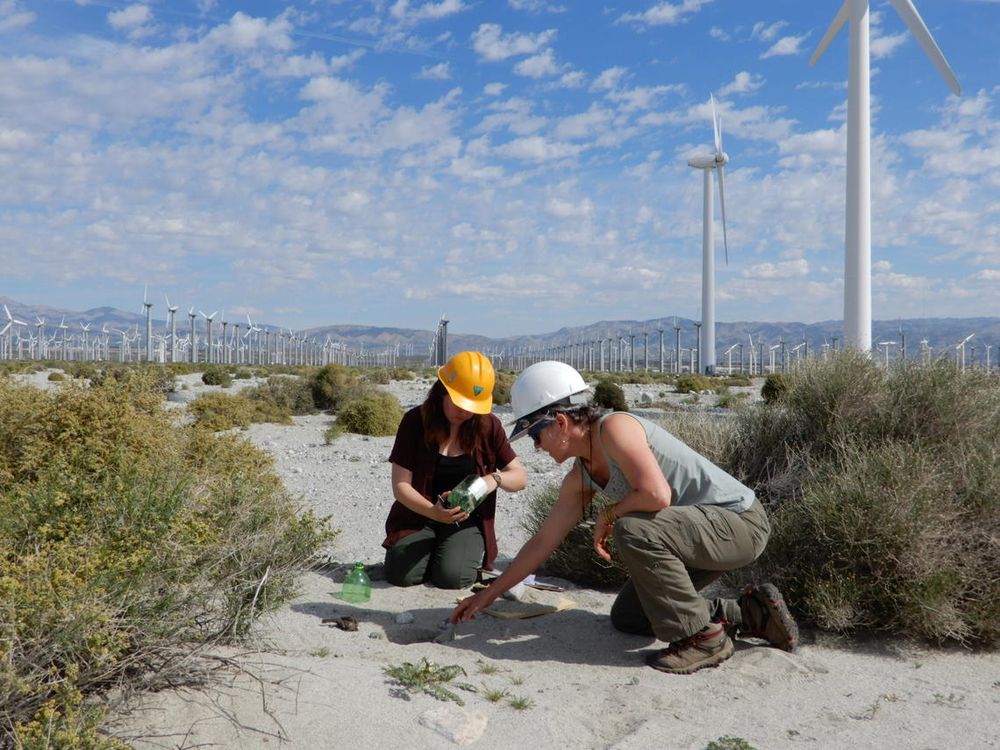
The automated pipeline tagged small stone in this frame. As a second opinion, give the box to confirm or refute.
[395,611,415,624]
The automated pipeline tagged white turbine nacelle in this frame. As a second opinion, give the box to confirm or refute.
[809,0,959,353]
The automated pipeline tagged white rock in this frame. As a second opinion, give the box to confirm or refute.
[394,611,415,624]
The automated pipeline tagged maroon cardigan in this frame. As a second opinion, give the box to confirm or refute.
[384,407,517,569]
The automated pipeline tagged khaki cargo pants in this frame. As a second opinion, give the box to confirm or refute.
[609,500,770,643]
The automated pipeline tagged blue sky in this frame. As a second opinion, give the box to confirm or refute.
[1,0,997,337]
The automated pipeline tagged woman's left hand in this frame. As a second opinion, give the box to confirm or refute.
[593,514,614,561]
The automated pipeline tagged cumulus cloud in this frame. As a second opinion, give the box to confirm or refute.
[508,0,567,12]
[418,62,452,80]
[751,20,787,42]
[514,48,562,78]
[760,32,810,59]
[471,23,557,61]
[718,71,764,97]
[617,0,713,28]
[0,0,34,32]
[591,66,628,92]
[390,0,468,23]
[741,259,810,279]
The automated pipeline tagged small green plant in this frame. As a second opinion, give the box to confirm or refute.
[492,371,516,406]
[46,371,64,381]
[706,737,757,750]
[482,686,509,703]
[309,647,331,658]
[593,378,628,411]
[383,658,476,705]
[311,364,367,412]
[508,696,533,711]
[476,660,500,675]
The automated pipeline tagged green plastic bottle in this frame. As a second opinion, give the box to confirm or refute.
[340,562,371,603]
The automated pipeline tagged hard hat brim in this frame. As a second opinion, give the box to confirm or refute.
[440,380,493,414]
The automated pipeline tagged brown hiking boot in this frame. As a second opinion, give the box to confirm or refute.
[737,583,799,651]
[646,623,734,675]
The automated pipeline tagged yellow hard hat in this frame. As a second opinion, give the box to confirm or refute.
[437,351,495,414]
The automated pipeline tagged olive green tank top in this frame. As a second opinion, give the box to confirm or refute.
[577,413,755,513]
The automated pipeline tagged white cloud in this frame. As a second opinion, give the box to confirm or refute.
[546,196,593,218]
[514,48,562,78]
[718,71,764,97]
[617,0,713,28]
[0,0,34,32]
[508,0,567,11]
[494,135,583,162]
[483,82,507,96]
[591,66,628,92]
[107,3,157,39]
[418,62,452,80]
[870,31,908,59]
[205,12,294,53]
[471,23,557,61]
[709,26,729,41]
[741,259,810,279]
[751,20,787,42]
[390,0,468,23]
[760,33,810,59]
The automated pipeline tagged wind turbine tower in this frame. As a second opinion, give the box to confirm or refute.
[165,296,179,363]
[686,95,730,375]
[188,308,197,364]
[809,0,959,352]
[142,286,153,362]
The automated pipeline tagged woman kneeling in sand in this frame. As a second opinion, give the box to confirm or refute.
[451,361,798,675]
[383,351,527,589]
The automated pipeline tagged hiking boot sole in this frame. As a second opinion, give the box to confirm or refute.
[744,582,799,652]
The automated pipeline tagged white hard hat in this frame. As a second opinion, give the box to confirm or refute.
[509,360,590,441]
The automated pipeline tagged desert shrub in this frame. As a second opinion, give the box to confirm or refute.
[0,372,333,745]
[728,352,1000,646]
[492,371,516,406]
[760,373,789,404]
[47,371,64,382]
[674,373,712,394]
[233,367,254,380]
[656,412,730,466]
[247,375,316,416]
[364,368,393,385]
[201,365,233,387]
[715,390,748,409]
[593,379,628,411]
[522,484,627,589]
[311,364,368,412]
[334,391,403,437]
[90,364,176,396]
[189,391,292,431]
[65,361,98,381]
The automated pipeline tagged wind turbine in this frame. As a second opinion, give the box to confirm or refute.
[165,296,179,363]
[809,0,960,352]
[142,285,153,362]
[188,308,197,364]
[687,95,730,375]
[955,333,974,372]
[200,310,217,364]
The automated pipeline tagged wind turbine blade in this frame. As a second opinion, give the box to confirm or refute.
[717,165,729,265]
[0,322,10,336]
[809,0,850,66]
[887,0,961,95]
[710,94,722,156]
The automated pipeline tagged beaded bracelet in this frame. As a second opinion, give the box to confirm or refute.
[603,506,618,526]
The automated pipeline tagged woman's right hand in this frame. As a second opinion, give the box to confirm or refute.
[433,493,469,524]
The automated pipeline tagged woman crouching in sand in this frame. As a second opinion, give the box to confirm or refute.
[451,361,798,674]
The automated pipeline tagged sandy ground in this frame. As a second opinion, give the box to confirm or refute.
[19,371,999,749]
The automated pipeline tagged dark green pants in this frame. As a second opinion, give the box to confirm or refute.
[384,523,485,590]
[609,501,770,642]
